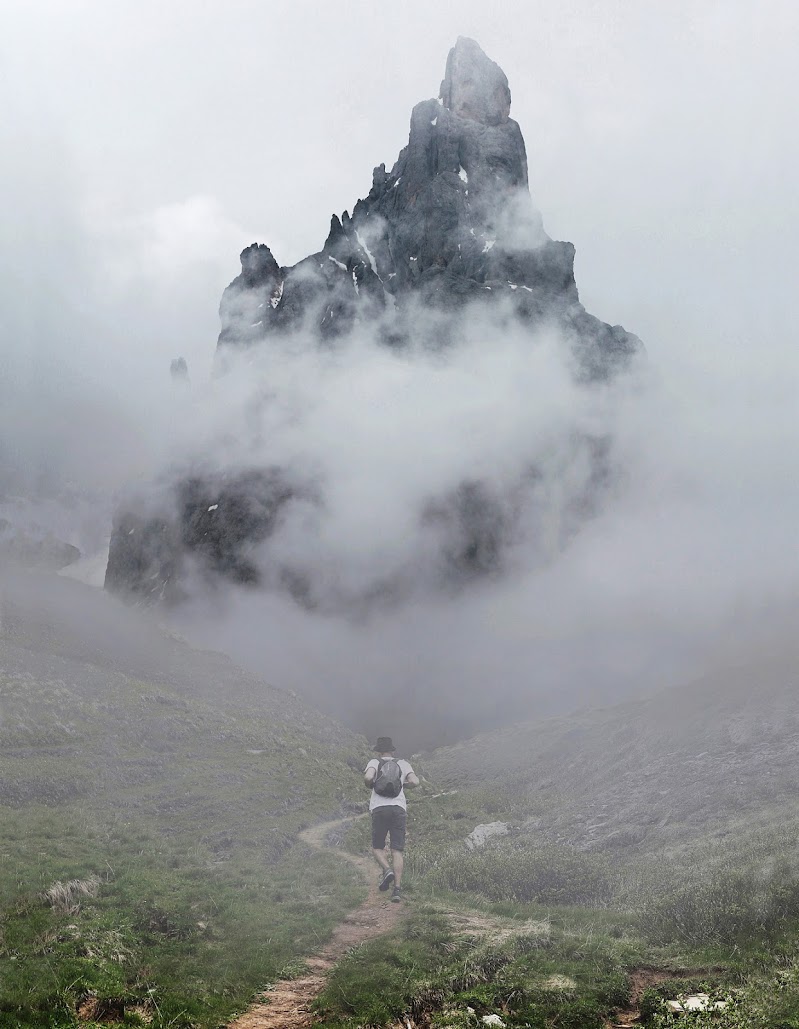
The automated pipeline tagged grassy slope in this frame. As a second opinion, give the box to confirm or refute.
[422,633,799,853]
[0,571,367,1027]
[313,635,799,1028]
[317,788,799,1028]
[5,571,799,1027]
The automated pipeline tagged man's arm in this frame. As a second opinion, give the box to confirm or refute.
[403,765,420,789]
[364,762,377,789]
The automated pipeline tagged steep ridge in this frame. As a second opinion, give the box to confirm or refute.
[105,38,641,610]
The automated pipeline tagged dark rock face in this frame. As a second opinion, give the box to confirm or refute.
[216,36,639,374]
[440,36,511,125]
[105,469,311,603]
[106,38,642,608]
[170,356,189,381]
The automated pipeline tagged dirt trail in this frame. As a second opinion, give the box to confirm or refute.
[605,967,674,1028]
[228,806,670,1029]
[227,813,405,1029]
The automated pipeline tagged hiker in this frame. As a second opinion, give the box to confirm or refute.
[364,737,419,903]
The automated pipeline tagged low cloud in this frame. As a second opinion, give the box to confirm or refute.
[156,295,798,748]
[3,5,797,750]
[3,145,796,749]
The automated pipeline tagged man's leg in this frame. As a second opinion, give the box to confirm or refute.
[391,849,404,887]
[372,847,391,872]
[388,807,407,895]
[372,809,395,890]
[374,846,395,891]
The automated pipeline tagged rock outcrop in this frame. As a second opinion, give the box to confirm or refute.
[216,37,638,380]
[106,38,641,607]
[465,821,511,850]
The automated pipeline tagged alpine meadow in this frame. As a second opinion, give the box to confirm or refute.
[2,5,798,1029]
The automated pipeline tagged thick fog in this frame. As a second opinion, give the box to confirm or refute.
[163,312,797,746]
[2,2,797,747]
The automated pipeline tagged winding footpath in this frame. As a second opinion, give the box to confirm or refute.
[227,806,665,1029]
[227,813,406,1029]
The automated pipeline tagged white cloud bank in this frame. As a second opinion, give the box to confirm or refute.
[1,2,797,746]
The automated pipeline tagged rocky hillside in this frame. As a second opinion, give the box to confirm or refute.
[422,624,799,853]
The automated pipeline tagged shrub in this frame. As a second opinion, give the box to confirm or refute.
[423,840,615,906]
[641,858,799,946]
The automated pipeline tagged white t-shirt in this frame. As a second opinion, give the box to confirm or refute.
[365,757,414,811]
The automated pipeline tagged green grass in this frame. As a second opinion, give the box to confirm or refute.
[0,806,364,1027]
[0,626,371,1029]
[6,757,794,1029]
[640,966,799,1028]
[313,883,799,1029]
[317,784,799,1029]
[315,907,633,1029]
[7,578,799,1027]
[417,840,615,907]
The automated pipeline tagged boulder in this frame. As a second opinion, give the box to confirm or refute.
[465,821,510,850]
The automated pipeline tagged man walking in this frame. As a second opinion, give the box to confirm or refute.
[364,737,419,903]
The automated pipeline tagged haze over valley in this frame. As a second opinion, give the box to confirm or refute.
[5,7,796,746]
[2,7,799,1024]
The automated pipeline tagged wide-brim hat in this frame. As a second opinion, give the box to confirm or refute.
[374,736,395,752]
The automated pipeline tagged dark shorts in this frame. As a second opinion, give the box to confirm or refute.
[371,805,407,852]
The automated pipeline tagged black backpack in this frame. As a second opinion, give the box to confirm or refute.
[373,758,403,798]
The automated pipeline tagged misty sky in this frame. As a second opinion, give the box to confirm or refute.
[2,1,798,744]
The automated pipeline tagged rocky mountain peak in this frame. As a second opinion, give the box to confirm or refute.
[106,40,643,609]
[214,38,638,379]
[239,242,280,287]
[439,36,511,126]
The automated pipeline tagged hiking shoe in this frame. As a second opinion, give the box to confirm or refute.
[391,886,402,903]
[378,869,395,892]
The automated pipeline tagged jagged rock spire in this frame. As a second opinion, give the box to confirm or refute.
[105,41,642,607]
[440,37,511,126]
[214,38,638,379]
